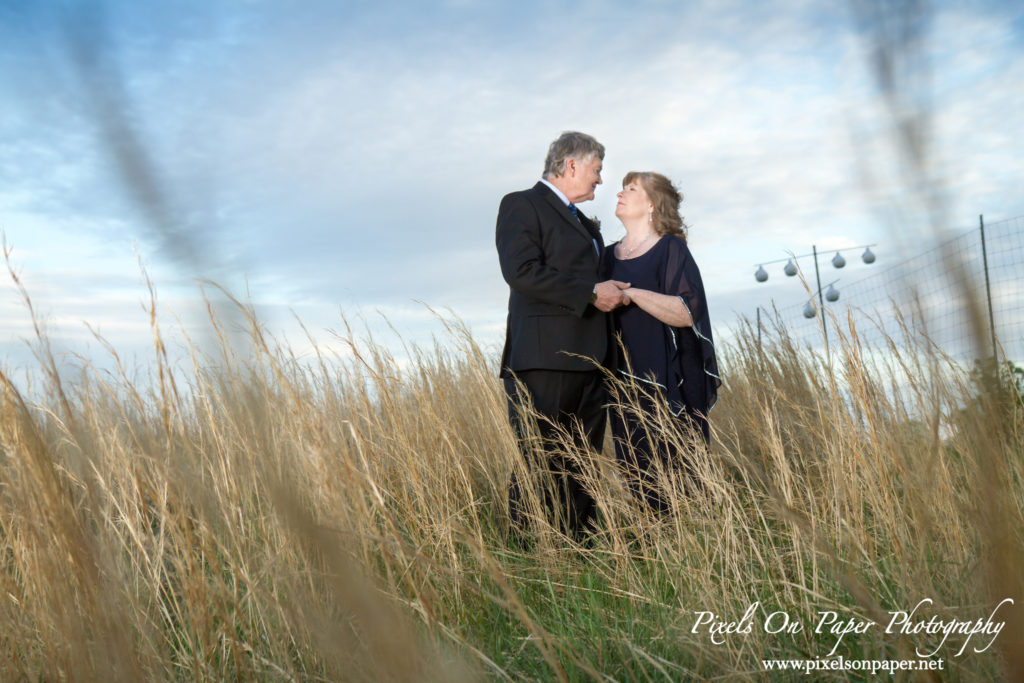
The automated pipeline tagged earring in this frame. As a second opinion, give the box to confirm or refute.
[648,210,653,224]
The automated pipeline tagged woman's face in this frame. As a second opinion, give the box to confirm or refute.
[615,181,652,223]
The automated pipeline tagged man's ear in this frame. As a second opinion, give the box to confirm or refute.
[564,158,577,177]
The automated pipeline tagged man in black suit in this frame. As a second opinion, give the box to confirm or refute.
[496,131,629,540]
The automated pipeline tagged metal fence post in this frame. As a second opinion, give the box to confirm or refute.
[979,214,998,360]
[756,306,762,350]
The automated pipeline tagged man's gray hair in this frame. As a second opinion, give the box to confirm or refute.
[543,131,605,178]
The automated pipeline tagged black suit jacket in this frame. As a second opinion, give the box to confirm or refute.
[496,182,609,376]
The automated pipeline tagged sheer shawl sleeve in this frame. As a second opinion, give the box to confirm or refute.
[662,236,721,411]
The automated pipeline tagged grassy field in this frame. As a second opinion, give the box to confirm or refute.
[1,273,1022,681]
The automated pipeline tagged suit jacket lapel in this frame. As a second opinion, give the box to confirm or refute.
[579,213,604,252]
[535,182,601,257]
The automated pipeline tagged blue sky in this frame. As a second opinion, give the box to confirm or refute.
[2,0,1022,374]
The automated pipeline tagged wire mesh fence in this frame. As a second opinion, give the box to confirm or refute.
[753,215,1024,365]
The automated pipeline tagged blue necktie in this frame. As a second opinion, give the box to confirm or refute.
[569,203,600,257]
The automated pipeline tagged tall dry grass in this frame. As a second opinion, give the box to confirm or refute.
[0,261,1021,680]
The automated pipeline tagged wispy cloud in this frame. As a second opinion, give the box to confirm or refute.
[1,0,1022,369]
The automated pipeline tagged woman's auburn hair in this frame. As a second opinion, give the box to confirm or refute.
[623,171,689,241]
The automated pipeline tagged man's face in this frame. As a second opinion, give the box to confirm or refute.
[564,155,603,203]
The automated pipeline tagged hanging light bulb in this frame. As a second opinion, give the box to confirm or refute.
[825,283,839,302]
[755,265,768,282]
[862,246,876,264]
[803,301,817,318]
[832,251,846,268]
[784,259,797,276]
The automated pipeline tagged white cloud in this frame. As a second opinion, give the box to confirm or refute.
[1,0,1022,372]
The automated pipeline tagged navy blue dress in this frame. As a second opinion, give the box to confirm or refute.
[603,235,720,507]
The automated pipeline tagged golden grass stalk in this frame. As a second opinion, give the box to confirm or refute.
[0,255,1020,679]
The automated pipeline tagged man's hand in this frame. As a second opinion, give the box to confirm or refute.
[593,280,631,312]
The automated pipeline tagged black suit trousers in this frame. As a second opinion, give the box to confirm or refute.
[505,368,607,539]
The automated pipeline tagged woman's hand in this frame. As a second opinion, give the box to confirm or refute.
[593,280,631,311]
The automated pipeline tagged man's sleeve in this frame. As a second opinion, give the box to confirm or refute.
[495,194,594,316]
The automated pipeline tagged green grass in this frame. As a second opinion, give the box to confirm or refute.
[0,265,1021,680]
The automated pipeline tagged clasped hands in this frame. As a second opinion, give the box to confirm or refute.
[593,280,632,312]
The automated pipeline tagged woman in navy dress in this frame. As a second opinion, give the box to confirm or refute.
[603,172,720,511]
